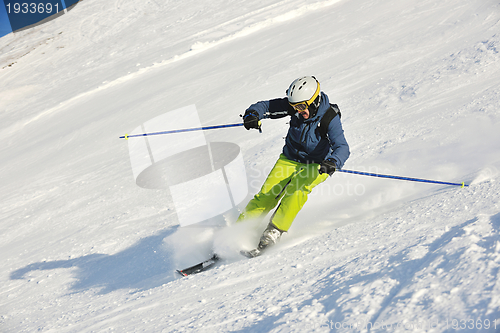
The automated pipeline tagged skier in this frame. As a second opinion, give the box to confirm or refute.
[238,76,350,256]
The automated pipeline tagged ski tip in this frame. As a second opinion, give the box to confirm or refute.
[176,270,188,277]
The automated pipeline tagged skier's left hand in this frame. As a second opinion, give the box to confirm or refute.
[319,158,337,176]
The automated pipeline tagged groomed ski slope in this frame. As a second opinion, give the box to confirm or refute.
[1,0,500,331]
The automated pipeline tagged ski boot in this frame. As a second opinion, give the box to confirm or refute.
[241,224,283,258]
[258,224,283,250]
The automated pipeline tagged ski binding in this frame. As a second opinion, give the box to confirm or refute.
[240,248,262,258]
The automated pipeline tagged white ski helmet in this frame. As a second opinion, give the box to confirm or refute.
[286,76,321,113]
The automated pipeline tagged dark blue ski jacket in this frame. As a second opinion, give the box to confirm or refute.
[246,92,350,168]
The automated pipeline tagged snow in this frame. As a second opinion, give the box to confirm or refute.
[1,0,500,331]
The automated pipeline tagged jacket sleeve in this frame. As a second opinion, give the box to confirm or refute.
[325,116,350,169]
[246,98,294,119]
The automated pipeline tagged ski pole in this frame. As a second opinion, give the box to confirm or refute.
[120,123,244,139]
[337,169,468,187]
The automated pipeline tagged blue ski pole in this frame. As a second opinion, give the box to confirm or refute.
[337,169,468,187]
[120,122,245,139]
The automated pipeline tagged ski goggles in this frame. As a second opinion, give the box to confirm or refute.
[289,101,309,112]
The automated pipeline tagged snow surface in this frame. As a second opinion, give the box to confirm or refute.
[1,0,500,331]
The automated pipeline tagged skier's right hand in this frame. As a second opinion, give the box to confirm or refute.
[243,110,261,130]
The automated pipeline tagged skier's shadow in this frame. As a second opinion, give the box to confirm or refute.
[10,228,178,294]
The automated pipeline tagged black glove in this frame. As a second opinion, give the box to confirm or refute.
[243,110,260,130]
[319,158,337,176]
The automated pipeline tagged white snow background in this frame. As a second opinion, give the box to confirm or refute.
[1,0,500,332]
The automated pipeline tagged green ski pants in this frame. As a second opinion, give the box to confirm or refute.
[236,154,329,231]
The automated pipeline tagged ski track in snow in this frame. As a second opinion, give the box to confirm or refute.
[1,0,500,332]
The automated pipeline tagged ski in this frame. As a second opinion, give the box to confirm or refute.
[176,254,220,276]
